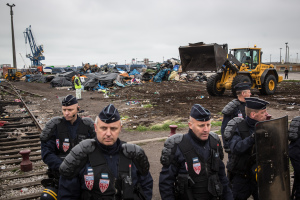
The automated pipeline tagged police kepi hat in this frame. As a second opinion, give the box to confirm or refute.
[234,82,251,91]
[245,97,269,110]
[99,104,120,123]
[61,95,78,106]
[190,104,211,121]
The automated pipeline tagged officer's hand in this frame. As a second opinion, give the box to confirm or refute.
[250,133,255,143]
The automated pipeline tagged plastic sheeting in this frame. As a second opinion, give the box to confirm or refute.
[83,73,119,90]
[153,68,171,83]
[128,69,140,76]
[25,74,48,83]
[57,71,76,81]
[50,77,73,87]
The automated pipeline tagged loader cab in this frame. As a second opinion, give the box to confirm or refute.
[5,68,18,80]
[232,48,260,69]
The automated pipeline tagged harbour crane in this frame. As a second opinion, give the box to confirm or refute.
[23,25,45,66]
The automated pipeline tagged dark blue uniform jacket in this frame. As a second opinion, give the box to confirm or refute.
[58,139,153,200]
[227,116,256,156]
[289,137,300,198]
[221,101,246,149]
[41,117,83,171]
[159,130,233,200]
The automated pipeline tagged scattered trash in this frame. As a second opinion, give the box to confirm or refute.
[196,95,205,99]
[126,101,140,106]
[21,188,28,192]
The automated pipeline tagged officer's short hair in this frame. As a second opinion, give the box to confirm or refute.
[236,90,242,96]
[245,107,260,116]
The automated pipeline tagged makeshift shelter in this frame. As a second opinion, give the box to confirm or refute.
[83,72,119,90]
[57,71,76,81]
[25,74,48,83]
[50,77,72,87]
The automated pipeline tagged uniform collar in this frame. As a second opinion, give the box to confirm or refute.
[188,129,208,146]
[245,116,258,129]
[63,116,80,126]
[96,138,121,155]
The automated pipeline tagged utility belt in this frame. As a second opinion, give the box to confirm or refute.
[41,169,60,189]
[81,181,146,200]
[175,173,222,200]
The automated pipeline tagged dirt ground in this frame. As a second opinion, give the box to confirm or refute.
[5,73,300,199]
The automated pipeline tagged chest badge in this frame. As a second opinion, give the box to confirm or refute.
[56,139,59,149]
[99,173,110,193]
[84,167,94,190]
[238,112,243,118]
[63,138,70,152]
[193,157,201,175]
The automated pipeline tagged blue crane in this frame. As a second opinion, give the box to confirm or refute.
[23,25,45,66]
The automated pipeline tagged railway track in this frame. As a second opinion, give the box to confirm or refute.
[0,80,47,200]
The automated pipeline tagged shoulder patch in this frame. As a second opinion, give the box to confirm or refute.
[59,139,96,178]
[160,134,184,166]
[289,116,300,141]
[224,117,244,141]
[122,143,149,175]
[40,116,63,141]
[222,99,241,115]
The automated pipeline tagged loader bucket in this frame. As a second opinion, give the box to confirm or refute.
[179,43,228,72]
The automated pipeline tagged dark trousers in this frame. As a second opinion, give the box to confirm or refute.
[232,175,258,200]
[285,74,288,79]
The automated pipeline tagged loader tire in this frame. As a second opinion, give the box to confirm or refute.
[260,74,277,95]
[206,73,225,96]
[231,75,251,97]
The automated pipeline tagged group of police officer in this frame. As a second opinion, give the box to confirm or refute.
[39,82,300,200]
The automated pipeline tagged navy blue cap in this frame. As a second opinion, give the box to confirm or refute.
[61,95,78,106]
[234,82,251,91]
[245,97,269,110]
[99,104,120,123]
[190,104,211,121]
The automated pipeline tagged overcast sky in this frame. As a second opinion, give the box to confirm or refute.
[1,0,300,68]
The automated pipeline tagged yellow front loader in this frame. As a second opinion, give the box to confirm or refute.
[179,42,283,96]
[4,68,23,81]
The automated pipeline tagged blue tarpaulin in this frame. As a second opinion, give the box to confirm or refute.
[95,83,107,90]
[153,68,171,83]
[128,69,140,76]
[173,65,179,71]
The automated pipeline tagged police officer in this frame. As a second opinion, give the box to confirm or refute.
[224,97,269,200]
[221,83,251,152]
[288,116,300,199]
[74,73,82,100]
[58,104,153,200]
[40,94,95,197]
[159,104,233,200]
